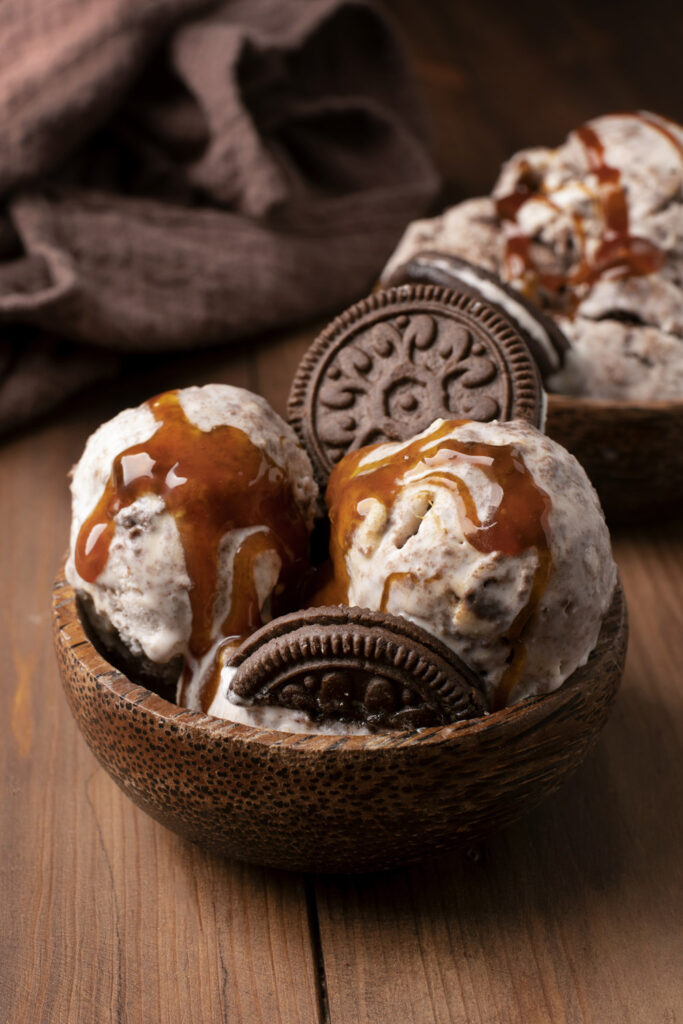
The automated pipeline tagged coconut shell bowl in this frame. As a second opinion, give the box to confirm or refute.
[52,570,627,874]
[52,285,628,873]
[545,395,683,524]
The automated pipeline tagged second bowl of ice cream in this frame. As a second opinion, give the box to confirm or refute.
[383,111,683,522]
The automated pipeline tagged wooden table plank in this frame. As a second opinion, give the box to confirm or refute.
[0,357,322,1024]
[313,527,683,1024]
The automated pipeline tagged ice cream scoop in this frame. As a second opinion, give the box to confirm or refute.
[66,383,319,709]
[382,112,683,400]
[315,417,617,709]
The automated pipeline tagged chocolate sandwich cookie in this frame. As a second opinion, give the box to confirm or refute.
[227,605,487,731]
[386,252,569,378]
[288,284,544,485]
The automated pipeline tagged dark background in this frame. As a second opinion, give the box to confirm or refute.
[384,0,683,205]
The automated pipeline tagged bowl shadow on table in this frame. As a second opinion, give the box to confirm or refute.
[311,678,681,929]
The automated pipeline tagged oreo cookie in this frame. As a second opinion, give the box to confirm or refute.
[227,605,487,731]
[288,283,544,485]
[386,252,568,378]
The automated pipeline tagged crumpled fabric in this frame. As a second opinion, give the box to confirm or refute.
[0,0,438,432]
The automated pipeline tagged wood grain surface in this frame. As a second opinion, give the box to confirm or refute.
[2,0,683,1021]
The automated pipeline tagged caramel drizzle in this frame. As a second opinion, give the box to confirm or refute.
[379,571,419,613]
[495,113,669,310]
[75,391,310,707]
[319,421,552,707]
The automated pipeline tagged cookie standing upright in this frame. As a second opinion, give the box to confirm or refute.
[287,283,545,485]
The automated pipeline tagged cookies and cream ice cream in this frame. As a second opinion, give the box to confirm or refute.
[311,417,617,709]
[382,112,683,400]
[66,384,319,709]
[67,392,617,731]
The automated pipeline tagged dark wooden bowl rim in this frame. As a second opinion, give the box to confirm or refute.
[548,394,683,413]
[53,564,626,754]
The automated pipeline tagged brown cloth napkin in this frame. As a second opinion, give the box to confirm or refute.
[0,0,438,433]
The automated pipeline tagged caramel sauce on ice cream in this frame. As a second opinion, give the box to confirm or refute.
[382,110,683,400]
[319,420,552,708]
[69,388,615,724]
[75,390,310,705]
[496,113,666,310]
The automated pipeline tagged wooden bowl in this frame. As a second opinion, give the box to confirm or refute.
[52,566,628,873]
[546,395,683,525]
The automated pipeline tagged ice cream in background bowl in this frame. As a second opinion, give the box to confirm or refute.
[383,111,683,521]
[384,111,683,400]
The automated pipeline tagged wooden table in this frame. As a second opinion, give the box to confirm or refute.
[2,2,682,1021]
